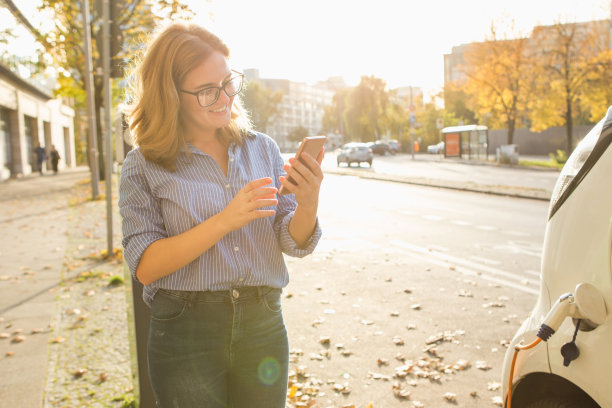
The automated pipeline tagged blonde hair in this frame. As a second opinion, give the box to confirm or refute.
[127,23,251,171]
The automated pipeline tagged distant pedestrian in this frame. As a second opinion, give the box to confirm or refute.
[49,145,60,174]
[34,143,46,175]
[119,23,324,407]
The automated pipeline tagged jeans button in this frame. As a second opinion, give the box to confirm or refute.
[232,289,239,299]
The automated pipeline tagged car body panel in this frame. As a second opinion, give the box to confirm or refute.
[502,108,612,407]
[337,143,373,165]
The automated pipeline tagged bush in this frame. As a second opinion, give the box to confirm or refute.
[549,150,568,165]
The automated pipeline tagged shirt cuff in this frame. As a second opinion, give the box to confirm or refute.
[278,211,322,258]
[123,233,165,280]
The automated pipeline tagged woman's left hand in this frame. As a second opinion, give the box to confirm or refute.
[279,148,325,211]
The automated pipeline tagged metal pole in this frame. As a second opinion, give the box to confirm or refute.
[102,0,113,255]
[81,0,100,199]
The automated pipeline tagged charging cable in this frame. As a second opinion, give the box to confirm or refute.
[506,337,542,408]
[506,293,573,408]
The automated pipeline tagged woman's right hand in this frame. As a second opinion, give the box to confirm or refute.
[217,177,278,232]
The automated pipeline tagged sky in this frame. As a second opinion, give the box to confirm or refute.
[7,0,612,98]
[185,0,610,97]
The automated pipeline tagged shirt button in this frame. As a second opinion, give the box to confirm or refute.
[232,289,240,299]
[225,184,230,189]
[239,277,244,282]
[234,246,239,252]
[229,158,234,162]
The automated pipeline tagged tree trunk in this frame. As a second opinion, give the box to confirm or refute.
[94,79,106,181]
[565,97,573,153]
[507,118,515,145]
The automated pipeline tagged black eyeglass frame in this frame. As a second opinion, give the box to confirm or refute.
[180,70,244,108]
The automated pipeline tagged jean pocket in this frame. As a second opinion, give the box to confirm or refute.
[262,288,282,313]
[150,290,188,322]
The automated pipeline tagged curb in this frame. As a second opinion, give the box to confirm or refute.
[322,167,552,201]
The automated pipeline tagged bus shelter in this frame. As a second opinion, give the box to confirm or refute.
[442,125,488,160]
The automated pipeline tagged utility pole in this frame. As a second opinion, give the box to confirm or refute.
[81,0,100,199]
[102,0,113,254]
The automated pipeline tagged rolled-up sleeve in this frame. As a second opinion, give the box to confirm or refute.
[118,150,167,280]
[268,137,322,257]
[277,210,322,257]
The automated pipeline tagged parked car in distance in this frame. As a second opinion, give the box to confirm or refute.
[427,141,445,154]
[366,141,390,155]
[387,139,400,154]
[502,106,612,408]
[337,143,373,167]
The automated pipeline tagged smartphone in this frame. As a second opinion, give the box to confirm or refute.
[278,135,327,195]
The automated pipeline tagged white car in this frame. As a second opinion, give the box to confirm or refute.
[502,106,612,408]
[427,141,445,154]
[336,142,373,167]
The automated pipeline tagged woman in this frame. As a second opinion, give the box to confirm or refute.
[119,23,323,407]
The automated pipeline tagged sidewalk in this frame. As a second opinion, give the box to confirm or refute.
[0,168,130,408]
[320,153,559,201]
[0,160,554,408]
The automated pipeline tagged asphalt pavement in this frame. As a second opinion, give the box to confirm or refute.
[0,156,559,407]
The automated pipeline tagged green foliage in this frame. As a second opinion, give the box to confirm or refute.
[321,89,350,135]
[108,275,125,286]
[38,0,194,177]
[287,126,309,144]
[443,85,476,125]
[241,81,283,133]
[548,149,568,165]
[343,76,389,142]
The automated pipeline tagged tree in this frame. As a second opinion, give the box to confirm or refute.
[459,23,531,145]
[443,83,476,125]
[241,80,283,133]
[343,76,389,142]
[38,0,194,179]
[321,88,350,137]
[529,19,611,152]
[287,126,308,145]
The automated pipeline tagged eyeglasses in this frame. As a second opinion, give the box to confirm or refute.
[180,70,244,108]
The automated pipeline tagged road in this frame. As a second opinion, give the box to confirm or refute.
[0,164,552,408]
[318,152,560,200]
[283,172,547,407]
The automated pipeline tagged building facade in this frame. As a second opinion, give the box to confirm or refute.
[245,70,335,152]
[0,63,75,180]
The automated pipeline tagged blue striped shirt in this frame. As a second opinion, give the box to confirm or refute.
[119,131,322,306]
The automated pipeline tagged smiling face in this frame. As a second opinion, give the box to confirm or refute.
[179,51,234,140]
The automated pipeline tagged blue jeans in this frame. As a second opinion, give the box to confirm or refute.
[147,286,289,408]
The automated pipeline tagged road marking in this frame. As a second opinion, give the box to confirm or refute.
[502,230,531,237]
[493,242,542,258]
[390,240,539,295]
[398,210,416,216]
[469,255,502,265]
[451,220,472,226]
[428,244,449,252]
[422,215,444,221]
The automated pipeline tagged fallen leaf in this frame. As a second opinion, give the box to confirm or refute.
[475,360,491,371]
[443,392,457,402]
[488,382,501,391]
[393,336,405,346]
[73,368,87,378]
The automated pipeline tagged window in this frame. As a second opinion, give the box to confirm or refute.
[0,109,12,170]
